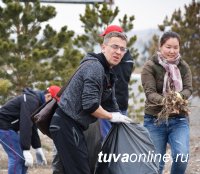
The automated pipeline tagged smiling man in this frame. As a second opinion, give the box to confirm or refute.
[49,31,133,174]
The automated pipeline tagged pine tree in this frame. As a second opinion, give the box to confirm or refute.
[74,3,138,60]
[0,0,82,102]
[141,34,159,62]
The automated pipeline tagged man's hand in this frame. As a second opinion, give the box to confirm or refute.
[23,150,33,167]
[110,112,133,123]
[35,148,47,165]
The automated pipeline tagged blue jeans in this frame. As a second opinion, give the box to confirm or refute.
[99,119,112,140]
[143,114,189,174]
[99,110,128,140]
[0,129,27,174]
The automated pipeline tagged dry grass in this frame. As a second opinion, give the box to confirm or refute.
[157,91,189,122]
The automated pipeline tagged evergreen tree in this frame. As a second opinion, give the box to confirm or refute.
[141,34,159,63]
[0,79,12,103]
[74,3,138,60]
[0,0,82,102]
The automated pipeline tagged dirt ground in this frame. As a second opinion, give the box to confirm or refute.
[0,98,200,174]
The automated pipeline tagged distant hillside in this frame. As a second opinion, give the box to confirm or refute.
[128,28,162,64]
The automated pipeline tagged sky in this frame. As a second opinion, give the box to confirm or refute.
[46,0,193,33]
[0,0,194,33]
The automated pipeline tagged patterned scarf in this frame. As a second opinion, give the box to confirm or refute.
[157,52,183,95]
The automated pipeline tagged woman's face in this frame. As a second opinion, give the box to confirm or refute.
[160,37,180,61]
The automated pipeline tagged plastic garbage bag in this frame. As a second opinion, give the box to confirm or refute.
[94,123,159,174]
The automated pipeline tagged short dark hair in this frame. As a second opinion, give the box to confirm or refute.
[160,31,181,47]
[103,31,127,44]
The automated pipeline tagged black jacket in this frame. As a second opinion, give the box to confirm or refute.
[113,50,134,111]
[0,88,45,150]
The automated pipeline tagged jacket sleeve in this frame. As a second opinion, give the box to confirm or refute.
[19,94,40,150]
[180,61,193,99]
[141,60,164,104]
[81,62,104,113]
[31,124,41,149]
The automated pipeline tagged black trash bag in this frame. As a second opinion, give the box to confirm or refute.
[84,120,102,173]
[94,123,159,174]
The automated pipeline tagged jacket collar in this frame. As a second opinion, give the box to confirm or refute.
[88,52,110,72]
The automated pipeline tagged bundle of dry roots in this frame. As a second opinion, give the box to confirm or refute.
[157,91,190,122]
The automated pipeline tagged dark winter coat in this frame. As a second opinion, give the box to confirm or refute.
[58,53,119,130]
[0,88,45,150]
[141,54,192,116]
[113,50,134,111]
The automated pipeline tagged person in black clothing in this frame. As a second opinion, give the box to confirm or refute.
[113,50,134,114]
[0,86,60,174]
[99,25,134,139]
[100,25,134,114]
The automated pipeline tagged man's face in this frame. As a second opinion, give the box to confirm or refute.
[101,37,127,67]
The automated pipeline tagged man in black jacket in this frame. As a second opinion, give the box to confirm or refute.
[99,25,134,139]
[0,86,60,174]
